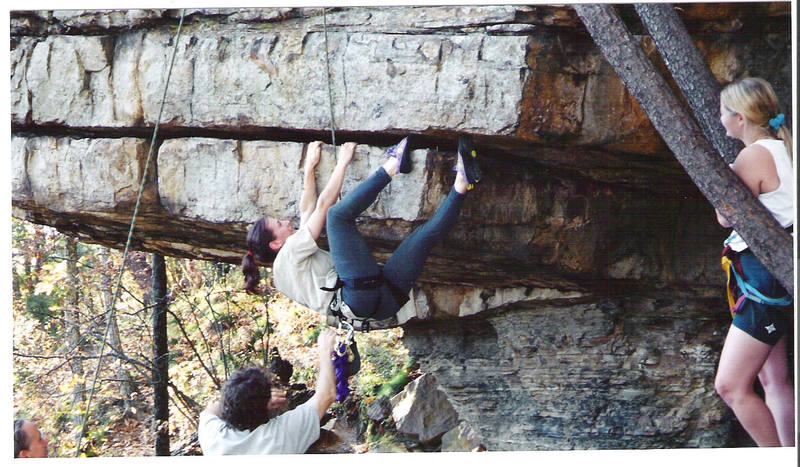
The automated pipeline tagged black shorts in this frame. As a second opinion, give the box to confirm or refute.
[731,251,792,346]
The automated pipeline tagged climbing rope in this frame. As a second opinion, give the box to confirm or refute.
[332,320,360,401]
[322,8,338,155]
[75,9,186,457]
[332,343,352,401]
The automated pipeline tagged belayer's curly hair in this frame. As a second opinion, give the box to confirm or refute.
[220,367,273,431]
[243,217,277,294]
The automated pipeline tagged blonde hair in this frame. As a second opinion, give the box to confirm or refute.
[721,77,793,161]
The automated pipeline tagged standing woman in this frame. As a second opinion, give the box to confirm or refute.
[242,136,481,326]
[714,77,794,447]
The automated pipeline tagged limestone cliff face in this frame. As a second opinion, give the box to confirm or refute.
[10,5,791,450]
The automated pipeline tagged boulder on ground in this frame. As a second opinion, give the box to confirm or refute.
[390,373,458,443]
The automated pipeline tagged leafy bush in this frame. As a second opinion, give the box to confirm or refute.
[304,327,321,346]
[375,370,409,398]
[25,294,59,334]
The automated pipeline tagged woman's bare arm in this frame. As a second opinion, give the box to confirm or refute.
[715,151,767,228]
[299,142,323,227]
[304,143,357,241]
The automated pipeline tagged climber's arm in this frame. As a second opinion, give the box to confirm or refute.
[299,141,323,227]
[309,328,337,419]
[304,143,356,241]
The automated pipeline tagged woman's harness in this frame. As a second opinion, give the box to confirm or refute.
[324,271,409,401]
[321,270,410,332]
[721,245,792,317]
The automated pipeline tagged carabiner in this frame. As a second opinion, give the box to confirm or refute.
[344,321,354,345]
[334,320,354,357]
[335,338,348,357]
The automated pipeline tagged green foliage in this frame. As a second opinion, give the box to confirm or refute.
[304,327,321,346]
[291,366,316,385]
[24,294,59,334]
[53,407,74,430]
[25,293,54,321]
[376,370,410,398]
[81,425,108,457]
[213,311,237,330]
[13,218,412,457]
[352,339,412,399]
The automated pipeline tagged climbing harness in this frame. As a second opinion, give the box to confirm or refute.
[328,287,374,332]
[332,320,360,402]
[75,9,186,457]
[322,271,410,332]
[721,246,792,317]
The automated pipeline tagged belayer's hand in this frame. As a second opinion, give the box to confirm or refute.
[268,387,288,411]
[317,328,337,358]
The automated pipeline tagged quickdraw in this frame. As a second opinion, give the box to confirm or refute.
[332,320,360,402]
[322,271,410,400]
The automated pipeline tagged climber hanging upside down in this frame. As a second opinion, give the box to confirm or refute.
[241,135,482,332]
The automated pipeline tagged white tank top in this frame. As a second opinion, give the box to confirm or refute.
[725,138,795,252]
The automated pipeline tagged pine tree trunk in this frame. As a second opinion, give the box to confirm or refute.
[634,3,743,163]
[573,4,793,293]
[151,253,171,456]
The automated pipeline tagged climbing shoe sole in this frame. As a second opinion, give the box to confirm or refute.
[457,136,482,186]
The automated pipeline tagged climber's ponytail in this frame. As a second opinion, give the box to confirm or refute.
[242,251,261,294]
[243,217,277,294]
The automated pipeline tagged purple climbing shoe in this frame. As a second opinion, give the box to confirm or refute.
[387,136,413,174]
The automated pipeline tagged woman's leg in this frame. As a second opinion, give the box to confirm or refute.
[382,186,466,294]
[382,138,478,296]
[758,335,795,446]
[328,153,405,316]
[327,168,392,282]
[714,325,781,446]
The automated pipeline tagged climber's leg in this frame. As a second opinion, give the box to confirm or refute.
[327,138,411,316]
[381,187,466,296]
[381,136,481,297]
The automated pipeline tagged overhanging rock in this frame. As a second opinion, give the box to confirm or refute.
[11,2,786,328]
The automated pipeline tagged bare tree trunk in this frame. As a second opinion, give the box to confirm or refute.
[634,3,743,163]
[65,237,85,413]
[108,307,135,405]
[151,253,170,456]
[573,4,793,293]
[98,248,136,410]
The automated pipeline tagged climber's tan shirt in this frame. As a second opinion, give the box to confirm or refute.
[272,225,338,317]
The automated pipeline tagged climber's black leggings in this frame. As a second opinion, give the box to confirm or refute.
[326,167,465,320]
